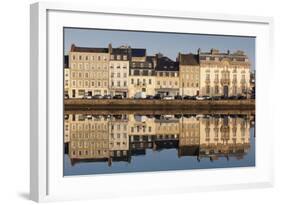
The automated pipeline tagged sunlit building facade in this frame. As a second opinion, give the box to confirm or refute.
[199,49,251,97]
[178,53,200,96]
[68,44,110,98]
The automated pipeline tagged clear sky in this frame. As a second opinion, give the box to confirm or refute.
[64,27,255,70]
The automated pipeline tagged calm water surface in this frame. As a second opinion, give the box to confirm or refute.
[64,111,255,176]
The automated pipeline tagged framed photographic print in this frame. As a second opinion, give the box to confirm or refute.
[30,2,274,202]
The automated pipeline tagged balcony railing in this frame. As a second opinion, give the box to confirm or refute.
[220,78,230,85]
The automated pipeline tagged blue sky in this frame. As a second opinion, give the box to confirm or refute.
[64,28,255,70]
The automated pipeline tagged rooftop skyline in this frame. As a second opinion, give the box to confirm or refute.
[64,28,255,70]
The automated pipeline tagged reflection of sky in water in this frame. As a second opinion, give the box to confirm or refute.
[64,116,255,176]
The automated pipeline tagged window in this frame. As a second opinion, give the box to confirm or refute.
[85,73,89,78]
[78,63,83,69]
[124,73,127,78]
[215,86,219,94]
[78,80,82,87]
[112,81,114,86]
[98,56,101,61]
[72,72,76,78]
[148,79,152,85]
[131,79,134,84]
[72,55,75,60]
[117,81,120,87]
[123,55,127,60]
[117,55,121,60]
[98,81,101,87]
[79,56,82,60]
[103,56,107,61]
[124,81,127,86]
[111,73,114,77]
[85,81,89,87]
[143,79,146,84]
[72,80,76,86]
[110,55,114,60]
[71,63,76,69]
[78,72,82,78]
[206,85,210,94]
[91,81,95,87]
[78,89,85,96]
[85,56,88,60]
[117,73,120,77]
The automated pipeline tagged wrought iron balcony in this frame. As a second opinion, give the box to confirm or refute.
[220,78,230,85]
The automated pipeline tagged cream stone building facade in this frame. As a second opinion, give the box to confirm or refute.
[155,55,180,96]
[68,44,110,98]
[109,47,130,97]
[178,53,200,96]
[199,49,251,97]
[128,60,156,98]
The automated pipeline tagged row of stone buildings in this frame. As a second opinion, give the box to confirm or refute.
[64,114,252,165]
[64,44,252,98]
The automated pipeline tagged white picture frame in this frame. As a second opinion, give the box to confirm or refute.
[30,2,274,202]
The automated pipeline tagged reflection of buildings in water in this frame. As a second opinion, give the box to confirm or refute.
[109,115,130,164]
[64,114,252,166]
[197,116,250,161]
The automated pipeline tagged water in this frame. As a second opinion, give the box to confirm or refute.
[63,111,255,176]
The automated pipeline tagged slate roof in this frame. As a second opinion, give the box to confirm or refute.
[70,44,108,53]
[131,48,146,57]
[155,56,179,71]
[179,54,199,65]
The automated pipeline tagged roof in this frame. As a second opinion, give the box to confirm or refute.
[179,54,199,65]
[112,48,130,55]
[131,48,146,57]
[70,44,108,53]
[155,56,179,71]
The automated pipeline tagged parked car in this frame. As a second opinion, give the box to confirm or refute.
[184,95,197,100]
[134,92,146,99]
[196,96,211,100]
[64,94,69,99]
[146,95,154,99]
[92,94,103,99]
[174,95,183,100]
[82,95,92,99]
[113,95,123,99]
[103,95,112,99]
[228,95,237,100]
[237,95,246,100]
[211,96,222,100]
[154,94,162,100]
[163,96,174,100]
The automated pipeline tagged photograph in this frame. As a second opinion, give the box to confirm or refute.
[63,27,255,176]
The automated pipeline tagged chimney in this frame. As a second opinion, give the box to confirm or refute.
[197,48,201,55]
[108,43,112,53]
[70,44,76,52]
